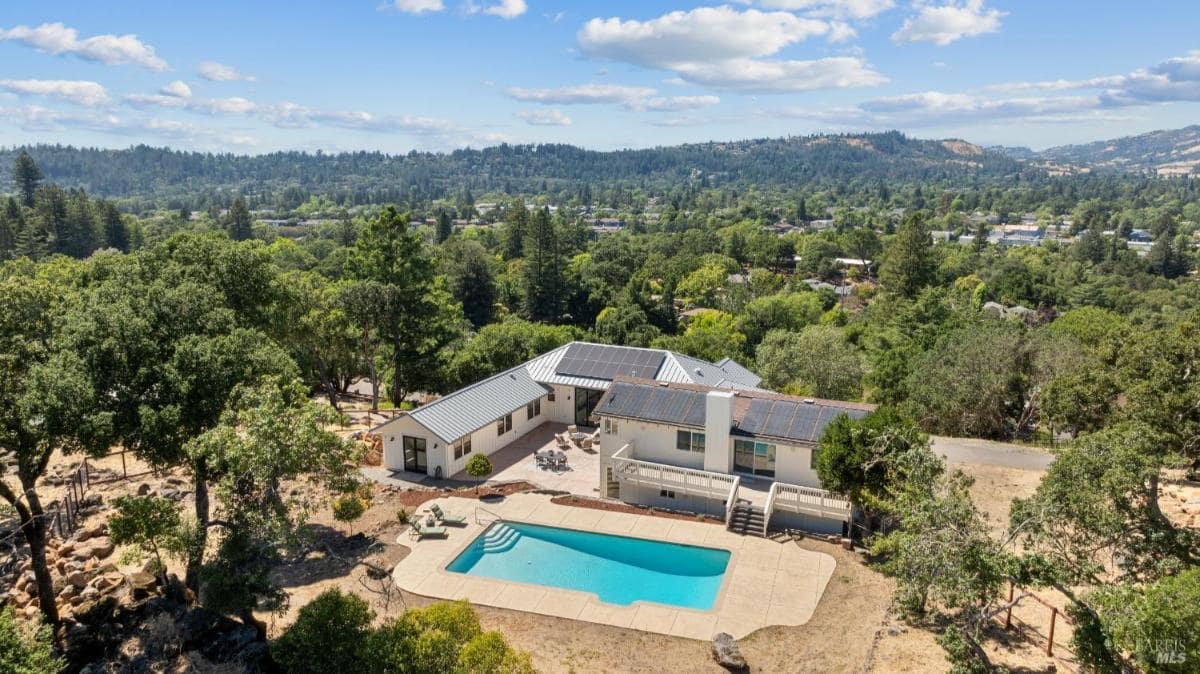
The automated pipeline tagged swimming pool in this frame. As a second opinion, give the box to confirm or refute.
[445,521,730,610]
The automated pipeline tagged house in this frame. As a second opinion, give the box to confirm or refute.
[594,377,873,534]
[371,342,764,479]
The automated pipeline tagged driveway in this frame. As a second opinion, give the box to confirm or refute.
[931,436,1054,471]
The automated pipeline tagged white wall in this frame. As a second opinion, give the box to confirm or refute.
[772,441,822,488]
[544,384,576,425]
[704,391,735,473]
[378,415,444,476]
[601,417,706,470]
[442,396,548,477]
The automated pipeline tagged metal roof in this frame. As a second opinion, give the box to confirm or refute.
[404,365,550,443]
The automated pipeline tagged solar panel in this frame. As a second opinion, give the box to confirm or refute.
[663,389,693,422]
[555,343,667,381]
[681,394,707,426]
[765,401,799,438]
[787,404,821,441]
[741,398,772,434]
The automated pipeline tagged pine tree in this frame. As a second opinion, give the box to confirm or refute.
[12,151,42,208]
[502,197,528,260]
[227,196,252,241]
[0,197,17,259]
[100,200,129,252]
[435,210,452,244]
[58,188,98,258]
[879,213,934,298]
[523,207,564,322]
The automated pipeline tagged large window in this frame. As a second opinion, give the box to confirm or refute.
[526,399,541,420]
[734,439,776,477]
[603,418,619,434]
[675,430,705,453]
[496,413,512,436]
[453,435,472,460]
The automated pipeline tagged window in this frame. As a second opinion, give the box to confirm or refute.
[659,489,676,499]
[809,447,819,470]
[496,413,512,436]
[735,439,776,477]
[547,391,556,402]
[526,399,541,420]
[603,418,619,434]
[453,435,472,460]
[675,430,705,453]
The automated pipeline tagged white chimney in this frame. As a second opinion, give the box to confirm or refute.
[704,390,735,473]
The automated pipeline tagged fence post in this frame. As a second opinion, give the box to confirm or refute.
[1046,606,1057,656]
[121,451,127,480]
[1005,581,1014,629]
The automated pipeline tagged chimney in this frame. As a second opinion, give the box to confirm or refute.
[704,390,736,473]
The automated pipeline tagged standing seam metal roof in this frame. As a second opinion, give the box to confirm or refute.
[404,365,550,443]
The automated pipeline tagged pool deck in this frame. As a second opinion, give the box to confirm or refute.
[392,493,836,640]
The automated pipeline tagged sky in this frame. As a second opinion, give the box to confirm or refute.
[1,0,1199,154]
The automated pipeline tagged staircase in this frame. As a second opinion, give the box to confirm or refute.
[479,523,522,554]
[726,500,765,536]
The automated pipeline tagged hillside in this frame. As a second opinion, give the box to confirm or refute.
[0,132,1024,207]
[1034,125,1200,176]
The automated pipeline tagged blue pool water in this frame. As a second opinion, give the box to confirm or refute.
[445,521,730,610]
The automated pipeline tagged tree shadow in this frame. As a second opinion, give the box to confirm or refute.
[271,523,379,589]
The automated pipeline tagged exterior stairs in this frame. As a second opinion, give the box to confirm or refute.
[726,500,765,536]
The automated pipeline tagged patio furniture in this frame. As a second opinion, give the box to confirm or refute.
[556,434,572,450]
[430,504,467,526]
[567,424,578,434]
[409,520,448,539]
[535,451,554,469]
[553,451,568,469]
[580,437,593,450]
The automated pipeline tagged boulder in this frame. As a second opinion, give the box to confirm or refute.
[711,632,748,672]
[137,483,151,496]
[125,571,157,601]
[67,571,90,589]
[87,539,115,560]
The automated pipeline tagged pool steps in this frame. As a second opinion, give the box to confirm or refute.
[479,524,523,554]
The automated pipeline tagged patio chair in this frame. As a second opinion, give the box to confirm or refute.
[408,520,448,539]
[554,452,568,469]
[535,451,553,469]
[556,435,572,450]
[567,424,578,434]
[430,504,467,526]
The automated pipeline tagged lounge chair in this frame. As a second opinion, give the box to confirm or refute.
[430,504,467,526]
[409,520,448,539]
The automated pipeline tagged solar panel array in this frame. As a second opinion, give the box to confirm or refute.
[594,382,706,427]
[555,343,667,381]
[738,398,868,443]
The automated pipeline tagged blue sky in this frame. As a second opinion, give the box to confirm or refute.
[1,0,1199,153]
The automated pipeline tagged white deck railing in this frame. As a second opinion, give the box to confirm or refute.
[724,477,741,526]
[611,444,739,502]
[762,481,852,534]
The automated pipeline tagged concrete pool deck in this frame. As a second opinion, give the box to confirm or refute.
[391,493,836,640]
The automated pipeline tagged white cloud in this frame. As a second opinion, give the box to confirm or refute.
[757,0,896,20]
[577,6,884,93]
[467,0,528,19]
[160,80,192,98]
[892,1,1003,46]
[393,0,445,14]
[125,93,258,115]
[197,61,256,82]
[506,83,657,105]
[0,105,122,132]
[579,6,828,69]
[0,79,110,107]
[0,22,167,70]
[631,95,722,112]
[828,21,858,43]
[515,108,572,126]
[673,56,886,92]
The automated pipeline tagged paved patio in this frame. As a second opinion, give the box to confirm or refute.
[392,493,836,640]
[449,423,601,496]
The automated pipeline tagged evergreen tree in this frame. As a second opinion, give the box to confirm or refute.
[523,206,564,322]
[502,197,528,260]
[0,197,17,259]
[436,210,452,244]
[227,196,252,241]
[12,151,42,208]
[100,200,129,252]
[879,213,934,298]
[58,187,98,258]
[32,185,67,255]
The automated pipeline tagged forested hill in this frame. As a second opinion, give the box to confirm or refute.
[0,131,1026,206]
[1030,125,1200,176]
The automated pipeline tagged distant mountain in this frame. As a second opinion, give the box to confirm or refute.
[1033,125,1200,176]
[0,131,1026,207]
[987,145,1037,161]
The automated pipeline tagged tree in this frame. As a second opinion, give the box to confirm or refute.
[501,197,528,260]
[108,495,185,586]
[347,206,464,406]
[227,196,253,241]
[444,317,575,389]
[1091,568,1200,673]
[675,262,729,308]
[815,407,928,519]
[274,272,361,408]
[188,377,360,636]
[442,238,498,328]
[12,151,42,208]
[99,200,129,252]
[338,280,389,411]
[755,326,863,399]
[436,209,453,244]
[465,454,493,494]
[0,605,61,674]
[594,303,661,347]
[879,213,934,298]
[331,488,370,535]
[523,206,564,322]
[653,310,746,363]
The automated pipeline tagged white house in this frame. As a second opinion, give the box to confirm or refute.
[592,378,872,535]
[371,341,763,480]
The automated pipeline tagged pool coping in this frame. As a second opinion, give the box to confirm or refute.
[391,493,836,640]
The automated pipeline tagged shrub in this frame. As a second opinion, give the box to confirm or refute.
[271,589,374,674]
[458,631,536,673]
[331,493,368,534]
[465,454,493,493]
[0,605,61,674]
[108,495,184,581]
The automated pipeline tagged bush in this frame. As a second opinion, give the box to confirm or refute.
[331,493,368,534]
[458,631,536,673]
[465,454,493,493]
[271,589,374,674]
[0,605,62,674]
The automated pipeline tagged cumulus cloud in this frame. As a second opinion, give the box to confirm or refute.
[515,108,572,126]
[125,93,258,115]
[160,80,193,98]
[0,22,167,70]
[506,83,721,112]
[577,6,884,93]
[0,79,110,107]
[197,61,256,82]
[892,1,1004,46]
[757,0,896,20]
[467,0,527,19]
[0,105,122,132]
[392,0,445,14]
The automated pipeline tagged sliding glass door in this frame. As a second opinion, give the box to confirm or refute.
[402,435,427,473]
[733,439,775,477]
[574,387,603,426]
